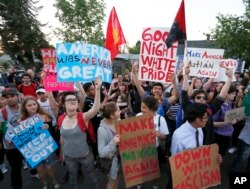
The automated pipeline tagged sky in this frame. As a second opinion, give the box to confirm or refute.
[37,0,246,47]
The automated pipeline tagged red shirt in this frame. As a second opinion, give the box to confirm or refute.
[18,84,37,98]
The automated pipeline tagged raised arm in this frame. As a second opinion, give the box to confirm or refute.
[218,69,233,99]
[46,92,59,118]
[131,62,146,98]
[168,74,179,104]
[76,82,86,110]
[203,78,214,92]
[83,77,102,122]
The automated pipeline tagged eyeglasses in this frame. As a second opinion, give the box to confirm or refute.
[65,98,78,104]
[195,96,207,100]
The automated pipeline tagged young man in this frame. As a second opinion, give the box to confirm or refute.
[0,88,22,189]
[17,73,37,98]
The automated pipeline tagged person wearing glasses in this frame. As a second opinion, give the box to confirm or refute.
[181,64,233,145]
[58,78,102,189]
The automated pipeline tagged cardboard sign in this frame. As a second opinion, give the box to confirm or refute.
[225,107,245,122]
[41,48,56,73]
[236,59,245,73]
[169,144,221,189]
[56,43,112,83]
[138,27,178,83]
[8,115,58,168]
[116,114,160,188]
[214,59,237,82]
[43,73,74,91]
[184,48,224,78]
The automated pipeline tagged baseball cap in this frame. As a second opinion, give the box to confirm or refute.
[36,87,46,94]
[2,88,18,96]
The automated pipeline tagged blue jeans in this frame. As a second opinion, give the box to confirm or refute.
[231,139,250,173]
[64,151,101,189]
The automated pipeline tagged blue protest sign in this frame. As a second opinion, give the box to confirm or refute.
[10,115,58,168]
[56,43,112,83]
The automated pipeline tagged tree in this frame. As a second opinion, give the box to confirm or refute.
[128,40,141,54]
[211,1,250,65]
[0,0,49,69]
[54,0,105,45]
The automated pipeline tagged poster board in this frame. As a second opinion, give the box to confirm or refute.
[214,59,237,82]
[138,27,178,83]
[225,107,245,122]
[7,115,58,168]
[56,43,112,83]
[169,144,221,189]
[116,113,160,188]
[184,48,224,78]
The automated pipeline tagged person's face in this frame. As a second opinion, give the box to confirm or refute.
[4,94,18,106]
[196,113,208,128]
[25,100,38,115]
[8,69,13,74]
[118,75,123,82]
[111,105,121,120]
[119,85,126,92]
[140,102,151,114]
[152,86,163,97]
[194,93,207,104]
[22,76,31,84]
[87,85,96,97]
[64,95,78,111]
[27,70,34,78]
[0,97,7,108]
[194,79,202,89]
[216,83,224,92]
[37,92,46,101]
[227,91,236,101]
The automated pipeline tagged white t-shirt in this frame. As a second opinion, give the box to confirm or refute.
[136,112,169,147]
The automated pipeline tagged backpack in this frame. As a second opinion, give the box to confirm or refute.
[57,112,96,143]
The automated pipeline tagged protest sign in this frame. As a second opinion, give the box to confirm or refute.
[8,115,58,168]
[56,43,112,83]
[225,107,245,123]
[116,113,160,188]
[184,48,224,78]
[235,59,245,73]
[169,144,221,189]
[214,59,237,82]
[41,48,56,73]
[138,27,177,83]
[43,73,74,91]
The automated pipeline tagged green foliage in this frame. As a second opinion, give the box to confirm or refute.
[128,40,141,54]
[54,0,105,45]
[0,0,49,69]
[211,1,250,65]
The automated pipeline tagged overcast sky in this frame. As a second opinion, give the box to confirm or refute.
[37,0,246,47]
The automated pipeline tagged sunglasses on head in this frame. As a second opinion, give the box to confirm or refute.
[195,96,207,100]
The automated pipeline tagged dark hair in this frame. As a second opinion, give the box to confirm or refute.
[191,89,208,100]
[184,103,208,122]
[83,82,93,92]
[152,82,164,90]
[142,96,158,112]
[59,92,79,112]
[21,73,31,79]
[228,85,237,94]
[20,96,51,121]
[102,102,117,119]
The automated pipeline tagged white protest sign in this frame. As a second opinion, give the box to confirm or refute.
[138,27,178,83]
[214,59,237,82]
[184,48,224,78]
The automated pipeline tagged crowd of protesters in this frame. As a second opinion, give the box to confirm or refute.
[0,63,250,189]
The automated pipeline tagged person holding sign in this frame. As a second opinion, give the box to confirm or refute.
[20,96,60,189]
[97,102,121,189]
[136,96,169,189]
[59,77,102,189]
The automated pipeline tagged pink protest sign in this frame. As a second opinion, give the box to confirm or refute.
[43,73,74,91]
[41,48,56,73]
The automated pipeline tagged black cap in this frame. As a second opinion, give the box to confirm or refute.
[2,88,18,96]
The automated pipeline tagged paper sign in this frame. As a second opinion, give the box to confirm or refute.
[41,48,56,73]
[43,73,74,91]
[138,27,177,83]
[169,144,221,189]
[9,115,58,168]
[214,59,237,82]
[184,48,224,78]
[116,114,160,188]
[225,107,245,122]
[56,43,112,83]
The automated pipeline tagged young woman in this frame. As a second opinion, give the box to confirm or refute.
[136,96,169,189]
[97,102,121,189]
[59,78,102,189]
[20,96,59,189]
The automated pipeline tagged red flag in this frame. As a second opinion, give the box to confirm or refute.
[105,7,126,60]
[165,0,186,48]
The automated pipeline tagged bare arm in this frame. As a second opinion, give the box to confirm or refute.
[218,69,233,99]
[168,74,179,104]
[76,82,86,110]
[203,78,214,92]
[131,62,146,98]
[187,77,195,97]
[83,78,102,122]
[46,92,59,118]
